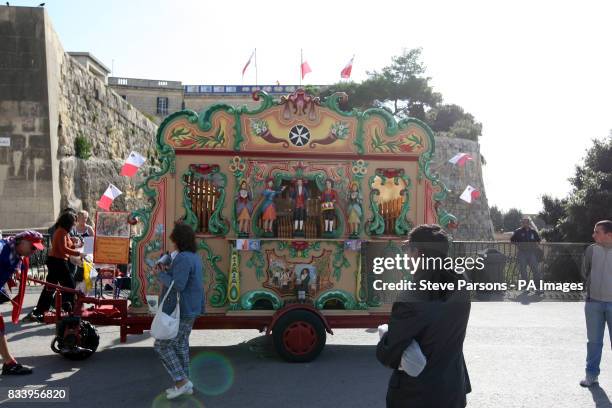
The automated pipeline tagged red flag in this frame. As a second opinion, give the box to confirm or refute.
[448,152,473,167]
[340,56,354,79]
[97,183,122,210]
[242,50,255,78]
[459,185,481,203]
[120,151,146,177]
[301,60,312,79]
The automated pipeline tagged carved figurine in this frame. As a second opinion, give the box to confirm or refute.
[296,267,311,303]
[235,179,253,236]
[290,178,309,236]
[321,178,338,233]
[347,181,363,237]
[261,178,286,234]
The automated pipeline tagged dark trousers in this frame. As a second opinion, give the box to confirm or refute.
[34,256,76,314]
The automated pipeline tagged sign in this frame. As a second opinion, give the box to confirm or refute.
[94,211,130,264]
[0,137,10,147]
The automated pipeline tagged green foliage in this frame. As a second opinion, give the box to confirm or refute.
[539,133,612,242]
[490,205,503,232]
[502,208,523,232]
[425,104,482,140]
[317,48,480,140]
[74,135,92,160]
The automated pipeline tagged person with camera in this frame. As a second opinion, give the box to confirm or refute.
[152,222,205,400]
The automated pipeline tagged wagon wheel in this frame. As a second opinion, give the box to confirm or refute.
[272,310,326,363]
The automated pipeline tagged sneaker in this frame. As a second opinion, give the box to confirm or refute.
[21,312,44,323]
[2,363,33,375]
[166,386,193,395]
[580,375,598,387]
[166,381,193,400]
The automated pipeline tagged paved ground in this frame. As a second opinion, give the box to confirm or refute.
[0,290,610,407]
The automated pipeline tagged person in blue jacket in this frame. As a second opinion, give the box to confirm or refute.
[152,222,205,399]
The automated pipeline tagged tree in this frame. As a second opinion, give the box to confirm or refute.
[539,133,612,242]
[319,48,441,120]
[425,104,482,141]
[490,205,503,232]
[503,208,523,232]
[318,49,481,140]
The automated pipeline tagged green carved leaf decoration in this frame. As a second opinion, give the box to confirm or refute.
[246,250,265,281]
[197,239,227,307]
[332,243,350,281]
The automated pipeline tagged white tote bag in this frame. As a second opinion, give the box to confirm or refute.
[151,281,180,340]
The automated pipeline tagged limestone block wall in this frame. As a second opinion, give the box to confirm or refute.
[44,16,158,221]
[432,136,494,240]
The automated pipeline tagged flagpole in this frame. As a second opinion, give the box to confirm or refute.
[300,48,302,87]
[254,48,258,88]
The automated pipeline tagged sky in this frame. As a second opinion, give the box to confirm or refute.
[11,0,612,213]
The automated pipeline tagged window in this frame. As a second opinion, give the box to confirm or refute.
[185,85,198,93]
[156,97,169,115]
[213,86,224,93]
[158,81,168,86]
[117,78,128,85]
[241,86,251,92]
[200,85,212,93]
[225,86,236,93]
[121,95,127,100]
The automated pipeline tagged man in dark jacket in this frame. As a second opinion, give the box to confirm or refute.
[510,217,542,293]
[376,224,471,408]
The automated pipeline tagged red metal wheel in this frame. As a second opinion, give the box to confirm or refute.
[282,321,318,356]
[272,309,327,362]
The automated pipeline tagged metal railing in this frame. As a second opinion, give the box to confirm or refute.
[450,241,588,284]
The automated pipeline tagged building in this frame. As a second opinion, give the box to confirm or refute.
[108,78,318,123]
[67,52,111,84]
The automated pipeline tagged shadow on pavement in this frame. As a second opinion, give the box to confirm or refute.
[0,344,388,408]
[589,384,612,408]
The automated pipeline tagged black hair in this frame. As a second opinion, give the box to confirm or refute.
[170,222,197,253]
[595,220,612,234]
[406,224,449,259]
[56,212,76,231]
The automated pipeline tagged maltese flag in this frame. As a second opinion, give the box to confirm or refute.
[120,151,146,177]
[449,153,473,167]
[301,60,312,79]
[340,55,354,79]
[97,184,122,211]
[242,49,255,78]
[459,185,480,203]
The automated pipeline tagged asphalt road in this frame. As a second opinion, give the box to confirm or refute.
[0,291,610,408]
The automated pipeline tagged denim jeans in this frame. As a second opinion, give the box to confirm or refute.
[585,299,612,376]
[517,251,541,284]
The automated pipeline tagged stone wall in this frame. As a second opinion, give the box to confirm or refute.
[54,54,158,217]
[432,136,494,240]
[42,12,158,222]
[0,6,54,229]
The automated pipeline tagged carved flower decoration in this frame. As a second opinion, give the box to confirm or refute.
[330,121,350,139]
[250,119,268,136]
[229,156,246,173]
[352,159,368,175]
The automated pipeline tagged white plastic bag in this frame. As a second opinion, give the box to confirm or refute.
[150,281,180,340]
[377,324,427,377]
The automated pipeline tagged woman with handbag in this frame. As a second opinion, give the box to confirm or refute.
[152,222,204,400]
